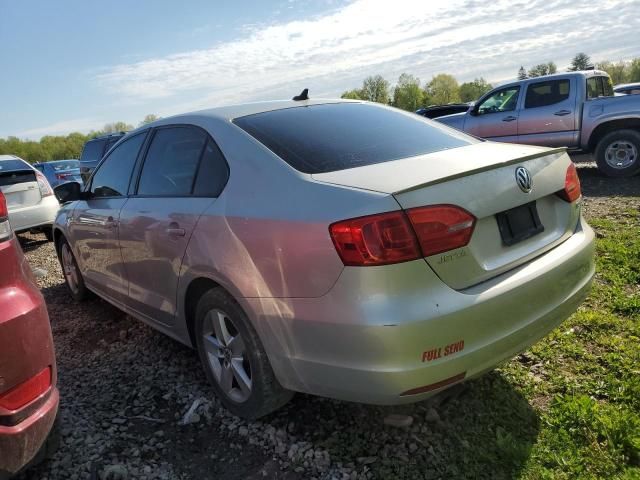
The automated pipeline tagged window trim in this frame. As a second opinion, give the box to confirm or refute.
[87,131,149,199]
[476,86,521,115]
[130,124,230,199]
[523,78,571,109]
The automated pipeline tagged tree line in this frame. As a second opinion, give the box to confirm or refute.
[342,52,640,111]
[0,114,160,163]
[4,52,640,164]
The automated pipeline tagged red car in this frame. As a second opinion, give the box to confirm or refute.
[0,191,58,478]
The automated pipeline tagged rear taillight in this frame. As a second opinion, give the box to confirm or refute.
[329,211,421,266]
[406,205,476,257]
[0,191,11,242]
[557,163,581,203]
[329,205,476,266]
[0,367,51,410]
[55,173,69,180]
[36,171,54,197]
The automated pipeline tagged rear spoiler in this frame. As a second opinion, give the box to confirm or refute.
[393,147,567,194]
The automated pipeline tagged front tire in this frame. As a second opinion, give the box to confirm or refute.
[194,288,293,419]
[57,237,89,301]
[595,129,640,177]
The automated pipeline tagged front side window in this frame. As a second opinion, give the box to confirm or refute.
[525,79,570,108]
[90,133,146,198]
[477,87,520,115]
[137,127,207,196]
[233,103,475,174]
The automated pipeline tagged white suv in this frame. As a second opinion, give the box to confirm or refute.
[0,155,59,240]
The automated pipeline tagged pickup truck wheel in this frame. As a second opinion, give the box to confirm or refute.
[194,287,294,419]
[595,129,640,177]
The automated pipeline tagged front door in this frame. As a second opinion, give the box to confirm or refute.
[465,86,521,142]
[118,126,228,325]
[69,132,147,303]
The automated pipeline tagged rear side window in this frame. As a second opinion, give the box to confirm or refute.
[233,103,475,174]
[525,79,570,108]
[587,76,614,99]
[137,127,206,196]
[91,133,146,197]
[193,140,229,197]
[80,139,106,162]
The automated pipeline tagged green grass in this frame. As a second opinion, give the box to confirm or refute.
[500,208,640,479]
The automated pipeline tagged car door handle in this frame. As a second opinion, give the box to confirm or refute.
[502,115,517,122]
[166,227,186,237]
[554,110,571,116]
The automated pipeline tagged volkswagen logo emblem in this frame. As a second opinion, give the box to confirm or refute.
[515,167,532,193]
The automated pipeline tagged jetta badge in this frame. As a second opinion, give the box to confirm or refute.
[515,167,532,193]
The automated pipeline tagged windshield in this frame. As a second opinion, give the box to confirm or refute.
[233,103,476,174]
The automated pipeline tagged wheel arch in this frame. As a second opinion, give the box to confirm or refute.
[183,276,227,348]
[588,118,640,151]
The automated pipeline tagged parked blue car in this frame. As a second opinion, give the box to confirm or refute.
[33,159,83,188]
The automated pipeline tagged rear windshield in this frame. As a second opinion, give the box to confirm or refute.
[0,159,32,172]
[51,160,79,171]
[80,139,106,162]
[233,103,476,174]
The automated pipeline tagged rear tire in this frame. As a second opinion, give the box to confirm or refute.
[57,237,89,302]
[194,288,293,419]
[43,228,53,242]
[595,129,640,177]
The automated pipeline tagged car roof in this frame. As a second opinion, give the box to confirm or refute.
[614,82,640,89]
[88,132,126,142]
[33,159,79,167]
[136,98,357,131]
[0,154,22,161]
[496,70,609,90]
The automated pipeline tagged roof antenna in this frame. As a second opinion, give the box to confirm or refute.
[292,88,309,101]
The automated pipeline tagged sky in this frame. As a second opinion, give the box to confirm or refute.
[1,0,639,139]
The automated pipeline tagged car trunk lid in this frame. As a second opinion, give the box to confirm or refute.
[0,169,41,209]
[313,142,580,289]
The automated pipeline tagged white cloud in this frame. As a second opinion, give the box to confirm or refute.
[13,117,104,139]
[96,0,640,111]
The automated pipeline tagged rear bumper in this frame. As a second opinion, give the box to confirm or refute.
[0,388,59,478]
[0,238,58,477]
[248,218,595,404]
[8,196,59,232]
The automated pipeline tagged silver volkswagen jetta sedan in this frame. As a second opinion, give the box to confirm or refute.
[52,99,595,418]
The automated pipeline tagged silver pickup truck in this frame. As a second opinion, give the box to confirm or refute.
[436,70,640,177]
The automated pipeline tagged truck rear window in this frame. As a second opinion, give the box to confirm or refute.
[233,103,476,174]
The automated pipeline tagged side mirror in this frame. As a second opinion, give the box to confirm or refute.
[54,181,85,203]
[469,106,479,116]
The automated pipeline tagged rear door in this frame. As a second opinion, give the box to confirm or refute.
[518,77,578,147]
[118,126,229,325]
[69,132,147,302]
[464,86,521,141]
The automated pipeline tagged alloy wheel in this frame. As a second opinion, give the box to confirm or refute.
[201,309,252,403]
[61,243,79,295]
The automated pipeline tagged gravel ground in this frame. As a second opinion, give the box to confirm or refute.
[16,158,639,480]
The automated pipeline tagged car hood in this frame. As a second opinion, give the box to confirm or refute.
[434,112,466,130]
